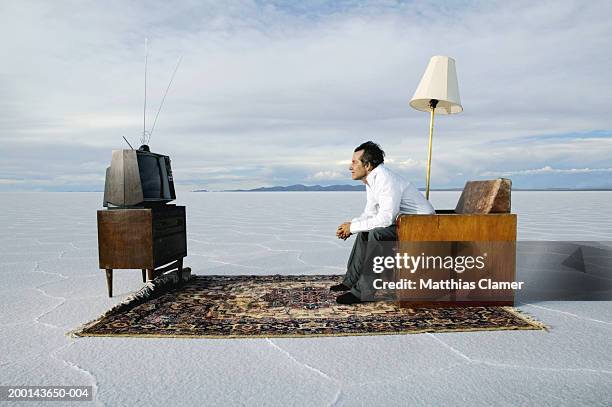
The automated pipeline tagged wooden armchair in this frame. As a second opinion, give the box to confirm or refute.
[395,178,516,307]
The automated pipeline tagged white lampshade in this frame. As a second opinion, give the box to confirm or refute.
[410,56,462,114]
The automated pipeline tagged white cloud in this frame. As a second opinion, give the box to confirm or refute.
[0,179,24,185]
[395,158,425,170]
[308,170,346,181]
[1,0,611,190]
[482,166,612,176]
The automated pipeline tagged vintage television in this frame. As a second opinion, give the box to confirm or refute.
[103,145,176,207]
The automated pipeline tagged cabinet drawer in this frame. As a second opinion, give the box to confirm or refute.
[154,232,187,267]
[153,216,185,237]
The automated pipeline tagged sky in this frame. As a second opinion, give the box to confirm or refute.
[1,0,611,191]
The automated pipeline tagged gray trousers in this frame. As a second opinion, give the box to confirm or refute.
[342,225,397,300]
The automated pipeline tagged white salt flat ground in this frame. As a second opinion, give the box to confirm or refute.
[1,191,611,406]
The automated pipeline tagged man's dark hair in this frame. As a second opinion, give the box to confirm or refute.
[354,141,385,169]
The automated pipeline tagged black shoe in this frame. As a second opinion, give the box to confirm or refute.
[336,292,361,304]
[330,283,350,292]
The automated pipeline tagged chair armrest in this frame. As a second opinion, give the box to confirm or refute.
[396,213,516,241]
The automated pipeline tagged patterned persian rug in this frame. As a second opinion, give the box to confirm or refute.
[72,275,545,338]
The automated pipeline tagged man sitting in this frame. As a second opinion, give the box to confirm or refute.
[334,141,435,304]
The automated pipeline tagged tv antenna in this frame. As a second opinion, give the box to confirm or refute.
[141,38,149,146]
[147,55,183,143]
[136,38,182,147]
[122,135,135,149]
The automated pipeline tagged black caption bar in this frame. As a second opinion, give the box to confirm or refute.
[0,386,93,401]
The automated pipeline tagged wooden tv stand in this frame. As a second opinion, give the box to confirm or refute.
[97,205,187,297]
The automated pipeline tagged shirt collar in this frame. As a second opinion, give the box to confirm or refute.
[365,164,384,186]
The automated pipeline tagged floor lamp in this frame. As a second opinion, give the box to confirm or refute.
[410,56,463,200]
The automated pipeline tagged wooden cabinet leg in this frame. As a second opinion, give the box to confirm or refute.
[105,269,113,297]
[141,269,146,283]
[146,269,155,281]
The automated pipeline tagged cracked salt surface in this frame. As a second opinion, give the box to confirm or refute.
[0,191,611,406]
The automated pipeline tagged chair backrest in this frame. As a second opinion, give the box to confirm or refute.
[455,178,512,214]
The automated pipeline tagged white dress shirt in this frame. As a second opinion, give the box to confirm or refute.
[350,164,435,233]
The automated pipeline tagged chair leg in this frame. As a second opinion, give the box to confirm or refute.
[141,269,146,283]
[105,269,113,297]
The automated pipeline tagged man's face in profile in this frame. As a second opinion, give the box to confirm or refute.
[350,150,368,181]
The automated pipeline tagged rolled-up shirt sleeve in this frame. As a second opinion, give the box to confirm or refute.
[350,176,401,233]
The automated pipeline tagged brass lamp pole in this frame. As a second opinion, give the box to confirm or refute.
[425,99,438,200]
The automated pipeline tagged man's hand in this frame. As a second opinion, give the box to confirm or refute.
[336,222,352,240]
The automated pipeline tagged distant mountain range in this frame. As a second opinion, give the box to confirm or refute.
[191,184,612,192]
[224,184,365,192]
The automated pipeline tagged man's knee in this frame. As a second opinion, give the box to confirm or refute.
[357,231,369,241]
[367,226,396,241]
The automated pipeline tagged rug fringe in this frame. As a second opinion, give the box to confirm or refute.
[67,322,545,340]
[68,269,192,338]
[502,306,549,331]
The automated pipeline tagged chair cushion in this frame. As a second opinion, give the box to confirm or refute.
[455,178,512,214]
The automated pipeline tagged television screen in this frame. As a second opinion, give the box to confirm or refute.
[137,153,163,199]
